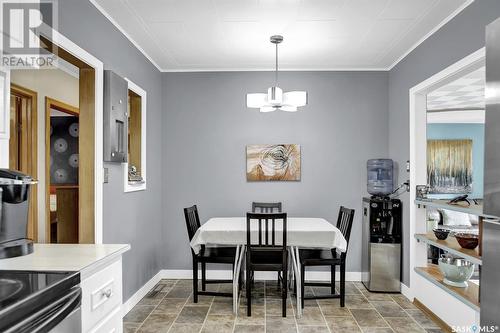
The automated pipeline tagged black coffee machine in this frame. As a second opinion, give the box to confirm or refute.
[0,169,36,259]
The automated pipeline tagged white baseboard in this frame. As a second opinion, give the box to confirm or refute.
[122,269,362,316]
[401,283,413,301]
[122,270,163,317]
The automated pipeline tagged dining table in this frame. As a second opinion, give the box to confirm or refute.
[189,217,347,317]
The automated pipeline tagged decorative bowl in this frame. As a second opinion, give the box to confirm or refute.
[438,257,474,288]
[454,233,479,250]
[433,228,450,240]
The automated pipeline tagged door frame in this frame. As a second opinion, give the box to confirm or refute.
[38,24,104,243]
[408,47,484,311]
[45,97,79,243]
[10,83,38,241]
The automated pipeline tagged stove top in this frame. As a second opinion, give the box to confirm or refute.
[0,270,80,331]
[0,271,78,310]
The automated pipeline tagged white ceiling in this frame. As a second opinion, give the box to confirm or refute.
[91,0,472,72]
[427,66,485,111]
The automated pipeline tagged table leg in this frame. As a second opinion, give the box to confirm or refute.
[290,246,302,317]
[233,245,245,314]
[233,245,241,313]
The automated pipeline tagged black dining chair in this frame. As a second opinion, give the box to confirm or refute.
[246,212,288,317]
[298,206,355,308]
[251,202,283,287]
[252,202,282,213]
[184,205,237,303]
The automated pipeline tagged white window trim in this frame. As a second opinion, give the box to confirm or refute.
[122,78,147,193]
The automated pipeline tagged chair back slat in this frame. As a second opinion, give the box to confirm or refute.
[246,212,287,249]
[252,202,282,213]
[184,205,201,241]
[336,206,355,254]
[272,219,275,245]
[258,218,262,245]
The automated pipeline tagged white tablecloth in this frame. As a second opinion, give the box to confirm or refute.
[190,217,347,254]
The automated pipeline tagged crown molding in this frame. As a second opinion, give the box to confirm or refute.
[162,67,389,73]
[388,0,474,70]
[88,0,162,71]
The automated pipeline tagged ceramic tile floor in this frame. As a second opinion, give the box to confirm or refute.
[124,279,444,333]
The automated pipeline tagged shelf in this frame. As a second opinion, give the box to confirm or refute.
[414,199,498,218]
[415,265,479,312]
[415,233,482,265]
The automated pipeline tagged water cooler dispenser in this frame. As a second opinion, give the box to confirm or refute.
[361,197,402,292]
[362,159,402,292]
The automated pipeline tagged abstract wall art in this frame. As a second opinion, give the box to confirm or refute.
[246,144,301,181]
[427,139,472,194]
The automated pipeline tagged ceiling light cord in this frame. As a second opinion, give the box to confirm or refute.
[275,42,279,86]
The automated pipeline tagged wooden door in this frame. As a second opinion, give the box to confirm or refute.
[9,85,38,241]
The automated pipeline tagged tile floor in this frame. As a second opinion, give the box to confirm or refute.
[124,279,443,333]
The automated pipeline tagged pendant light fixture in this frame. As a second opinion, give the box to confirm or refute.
[246,35,307,112]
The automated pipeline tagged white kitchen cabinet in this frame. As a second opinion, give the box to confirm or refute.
[81,256,124,332]
[0,244,130,333]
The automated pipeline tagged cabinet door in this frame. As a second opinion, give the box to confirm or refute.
[0,67,10,168]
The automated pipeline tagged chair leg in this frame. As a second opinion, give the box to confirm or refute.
[340,262,346,307]
[239,267,243,291]
[301,264,305,309]
[201,262,206,291]
[277,272,281,290]
[193,260,198,303]
[246,267,252,316]
[331,264,336,294]
[282,264,288,317]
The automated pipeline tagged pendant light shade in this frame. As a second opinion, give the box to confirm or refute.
[246,36,308,112]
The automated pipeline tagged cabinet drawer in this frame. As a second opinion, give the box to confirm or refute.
[89,307,122,333]
[81,259,122,331]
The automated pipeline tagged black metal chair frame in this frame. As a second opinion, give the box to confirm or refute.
[184,205,237,303]
[298,206,355,308]
[246,212,288,317]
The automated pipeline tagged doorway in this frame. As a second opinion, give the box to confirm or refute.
[45,98,79,243]
[9,84,38,241]
[0,26,104,243]
[408,48,485,326]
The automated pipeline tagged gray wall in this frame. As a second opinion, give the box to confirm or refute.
[388,0,500,285]
[162,71,389,273]
[58,0,164,301]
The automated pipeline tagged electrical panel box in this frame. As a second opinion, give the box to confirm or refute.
[103,70,128,162]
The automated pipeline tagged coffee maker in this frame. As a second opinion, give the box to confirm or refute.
[0,169,37,259]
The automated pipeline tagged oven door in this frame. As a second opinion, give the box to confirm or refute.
[4,286,81,333]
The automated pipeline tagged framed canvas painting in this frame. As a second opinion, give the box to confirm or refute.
[246,144,301,181]
[427,139,473,194]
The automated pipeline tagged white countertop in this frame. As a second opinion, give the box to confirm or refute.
[0,244,130,276]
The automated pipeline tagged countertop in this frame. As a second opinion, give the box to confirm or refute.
[0,244,130,278]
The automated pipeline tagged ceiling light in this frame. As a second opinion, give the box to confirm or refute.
[246,35,307,112]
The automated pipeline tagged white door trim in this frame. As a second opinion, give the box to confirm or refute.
[408,47,485,297]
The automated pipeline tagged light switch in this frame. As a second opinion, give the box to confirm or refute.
[103,168,109,183]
